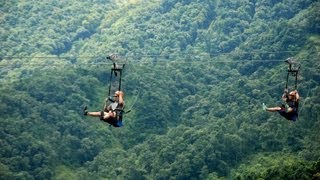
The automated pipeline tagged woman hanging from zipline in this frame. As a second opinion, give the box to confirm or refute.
[263,89,300,121]
[84,90,125,127]
[83,54,126,127]
[262,57,301,121]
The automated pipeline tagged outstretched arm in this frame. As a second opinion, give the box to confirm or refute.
[116,91,125,108]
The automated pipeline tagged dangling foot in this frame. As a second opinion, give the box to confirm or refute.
[83,105,88,116]
[262,103,267,111]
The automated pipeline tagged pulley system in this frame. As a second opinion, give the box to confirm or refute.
[285,57,300,90]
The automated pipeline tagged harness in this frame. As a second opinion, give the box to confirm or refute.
[284,99,299,112]
[110,102,124,122]
[100,102,124,127]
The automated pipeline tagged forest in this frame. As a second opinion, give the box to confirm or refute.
[1,0,320,179]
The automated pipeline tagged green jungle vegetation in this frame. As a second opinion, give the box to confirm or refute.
[1,0,320,179]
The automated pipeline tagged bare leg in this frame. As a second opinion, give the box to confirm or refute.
[266,107,282,112]
[87,111,115,118]
[87,112,101,117]
[263,103,282,112]
[86,111,116,123]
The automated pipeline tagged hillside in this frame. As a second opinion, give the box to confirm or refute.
[1,0,320,179]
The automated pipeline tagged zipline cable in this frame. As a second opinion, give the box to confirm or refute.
[0,50,312,60]
[0,58,318,67]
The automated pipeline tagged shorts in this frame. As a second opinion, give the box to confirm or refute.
[100,111,123,127]
[278,108,298,121]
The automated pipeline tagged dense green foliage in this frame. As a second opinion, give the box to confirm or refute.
[1,0,319,179]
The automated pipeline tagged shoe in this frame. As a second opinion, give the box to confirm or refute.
[262,103,267,111]
[83,106,88,115]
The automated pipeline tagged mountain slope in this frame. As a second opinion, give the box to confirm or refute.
[1,0,319,179]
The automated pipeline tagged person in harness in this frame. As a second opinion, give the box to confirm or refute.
[84,90,125,127]
[262,89,300,121]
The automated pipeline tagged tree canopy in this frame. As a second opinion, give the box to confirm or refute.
[1,0,319,179]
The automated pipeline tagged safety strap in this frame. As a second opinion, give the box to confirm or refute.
[115,108,124,121]
[285,58,300,90]
[107,63,125,100]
